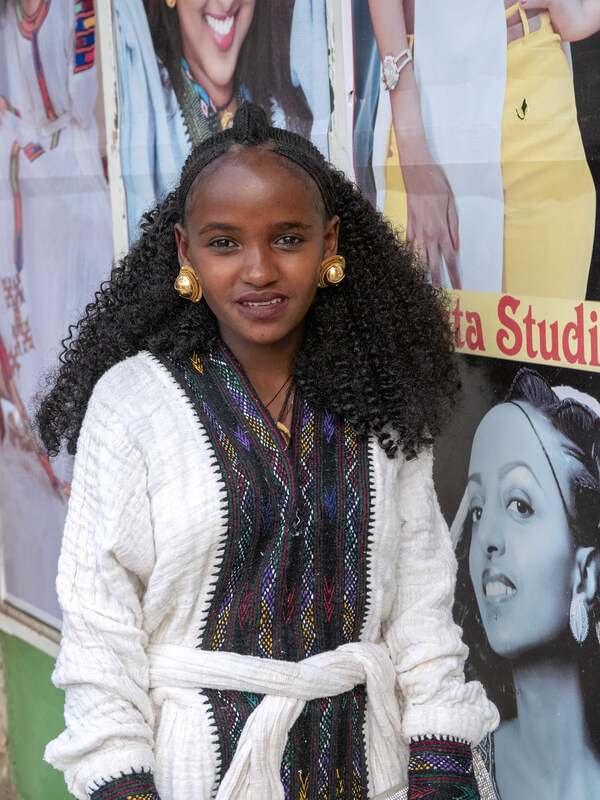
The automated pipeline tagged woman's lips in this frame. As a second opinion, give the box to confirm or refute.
[236,293,288,321]
[482,569,517,600]
[205,12,237,51]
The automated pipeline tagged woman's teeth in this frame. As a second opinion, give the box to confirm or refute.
[206,14,235,36]
[485,581,516,597]
[242,298,283,307]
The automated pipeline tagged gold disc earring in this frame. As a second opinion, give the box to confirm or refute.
[166,0,176,8]
[318,255,346,288]
[174,265,202,302]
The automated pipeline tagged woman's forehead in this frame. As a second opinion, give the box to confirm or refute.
[469,402,577,499]
[185,146,327,221]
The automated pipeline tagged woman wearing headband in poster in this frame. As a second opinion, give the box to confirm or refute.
[114,0,325,244]
[367,0,599,297]
[454,368,600,799]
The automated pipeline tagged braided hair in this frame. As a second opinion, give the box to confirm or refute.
[36,102,458,459]
[454,368,600,744]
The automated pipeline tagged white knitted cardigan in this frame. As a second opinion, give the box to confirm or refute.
[45,352,499,800]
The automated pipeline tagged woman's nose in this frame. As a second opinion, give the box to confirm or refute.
[213,1,237,15]
[240,246,278,286]
[475,507,505,558]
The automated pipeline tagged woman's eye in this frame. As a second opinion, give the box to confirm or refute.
[507,498,533,517]
[208,237,236,249]
[470,506,482,523]
[275,234,303,247]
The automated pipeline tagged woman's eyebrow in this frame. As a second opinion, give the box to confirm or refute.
[197,222,240,235]
[467,461,542,488]
[270,221,314,231]
[499,460,542,488]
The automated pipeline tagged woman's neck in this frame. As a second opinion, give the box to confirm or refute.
[494,653,600,799]
[511,656,588,748]
[218,333,302,417]
[181,47,234,109]
[19,0,42,16]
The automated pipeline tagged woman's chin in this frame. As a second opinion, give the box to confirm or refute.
[486,629,575,665]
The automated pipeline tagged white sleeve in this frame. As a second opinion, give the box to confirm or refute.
[45,383,157,800]
[383,446,499,744]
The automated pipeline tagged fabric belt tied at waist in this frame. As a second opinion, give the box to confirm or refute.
[147,641,405,800]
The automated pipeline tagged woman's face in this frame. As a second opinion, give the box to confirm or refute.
[175,148,339,365]
[467,402,578,659]
[176,0,256,97]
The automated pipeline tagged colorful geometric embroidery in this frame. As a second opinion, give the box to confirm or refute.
[202,689,260,770]
[408,737,478,800]
[74,0,95,73]
[90,772,159,800]
[15,0,57,122]
[159,344,374,800]
[176,59,250,145]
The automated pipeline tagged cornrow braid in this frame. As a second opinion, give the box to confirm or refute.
[177,103,335,220]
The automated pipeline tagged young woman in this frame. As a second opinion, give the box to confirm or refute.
[115,0,315,243]
[456,368,600,799]
[40,102,498,800]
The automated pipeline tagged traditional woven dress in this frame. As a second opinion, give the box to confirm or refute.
[45,345,498,800]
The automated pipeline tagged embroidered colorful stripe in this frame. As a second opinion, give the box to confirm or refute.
[75,0,95,72]
[90,772,160,800]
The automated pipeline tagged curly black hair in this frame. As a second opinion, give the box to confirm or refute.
[453,368,600,748]
[36,102,459,460]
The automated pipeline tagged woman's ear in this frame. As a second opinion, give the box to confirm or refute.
[573,546,599,603]
[174,222,190,267]
[322,215,340,259]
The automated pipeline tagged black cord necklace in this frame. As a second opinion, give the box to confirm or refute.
[264,376,291,410]
[214,83,237,113]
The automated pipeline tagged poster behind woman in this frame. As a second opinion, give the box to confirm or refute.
[0,0,113,624]
[344,3,600,794]
[114,0,330,244]
[348,0,599,298]
[433,355,600,799]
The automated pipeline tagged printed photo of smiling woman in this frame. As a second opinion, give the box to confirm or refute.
[452,368,600,800]
[114,0,319,244]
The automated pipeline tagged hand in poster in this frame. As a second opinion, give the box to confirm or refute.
[367,0,460,288]
[520,0,600,40]
[402,158,460,289]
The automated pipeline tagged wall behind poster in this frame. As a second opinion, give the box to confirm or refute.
[346,1,600,797]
